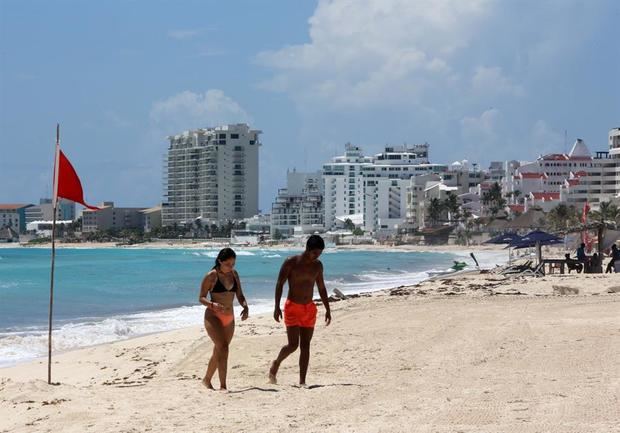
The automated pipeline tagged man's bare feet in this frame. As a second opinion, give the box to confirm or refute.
[268,360,278,384]
[202,377,214,390]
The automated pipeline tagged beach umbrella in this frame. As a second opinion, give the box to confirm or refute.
[508,230,563,264]
[485,232,521,245]
[485,232,521,263]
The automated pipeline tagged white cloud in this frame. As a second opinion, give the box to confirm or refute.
[167,29,201,40]
[257,0,494,109]
[253,0,613,177]
[150,90,251,135]
[460,108,501,142]
[104,110,131,128]
[472,66,524,98]
[531,120,564,155]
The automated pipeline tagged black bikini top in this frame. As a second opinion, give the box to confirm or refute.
[211,272,238,293]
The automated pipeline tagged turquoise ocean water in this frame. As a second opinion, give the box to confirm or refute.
[0,247,504,366]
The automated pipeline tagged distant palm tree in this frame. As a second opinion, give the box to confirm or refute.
[590,200,619,226]
[427,198,444,227]
[547,203,578,232]
[343,218,356,231]
[482,182,506,216]
[443,192,460,222]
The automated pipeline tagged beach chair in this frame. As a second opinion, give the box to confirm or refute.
[504,261,545,278]
[501,260,533,275]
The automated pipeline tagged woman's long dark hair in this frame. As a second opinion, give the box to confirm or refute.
[213,247,236,270]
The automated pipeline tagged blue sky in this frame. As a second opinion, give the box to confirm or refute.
[1,0,618,211]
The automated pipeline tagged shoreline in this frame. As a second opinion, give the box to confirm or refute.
[2,271,619,432]
[0,239,507,253]
[0,247,509,369]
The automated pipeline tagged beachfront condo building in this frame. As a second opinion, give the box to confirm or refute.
[141,206,162,233]
[24,198,76,224]
[403,161,489,230]
[608,127,620,158]
[322,143,449,233]
[82,202,148,233]
[362,145,448,233]
[162,124,261,226]
[505,131,620,211]
[271,169,324,237]
[405,174,442,230]
[322,143,374,230]
[0,204,33,233]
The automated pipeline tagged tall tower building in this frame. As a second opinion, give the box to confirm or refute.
[162,124,261,226]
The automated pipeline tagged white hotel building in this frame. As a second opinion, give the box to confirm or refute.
[505,129,620,211]
[322,143,448,233]
[322,143,374,230]
[271,169,324,237]
[162,124,261,226]
[362,145,448,233]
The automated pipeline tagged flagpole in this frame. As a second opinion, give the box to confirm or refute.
[48,124,60,385]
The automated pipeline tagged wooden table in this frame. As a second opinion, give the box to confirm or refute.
[540,258,567,274]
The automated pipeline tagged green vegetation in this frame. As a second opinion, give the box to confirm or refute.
[482,182,506,216]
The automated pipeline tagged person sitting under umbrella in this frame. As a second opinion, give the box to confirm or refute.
[576,243,591,273]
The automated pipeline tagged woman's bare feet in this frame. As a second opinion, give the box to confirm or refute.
[268,360,279,384]
[202,377,214,390]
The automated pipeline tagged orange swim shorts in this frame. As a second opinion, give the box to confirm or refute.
[284,299,317,328]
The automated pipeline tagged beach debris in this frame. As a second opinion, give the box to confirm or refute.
[333,288,348,300]
[41,398,68,406]
[607,286,620,293]
[389,288,412,296]
[552,285,579,295]
[490,291,526,296]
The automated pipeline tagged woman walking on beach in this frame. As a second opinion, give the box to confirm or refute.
[198,248,249,390]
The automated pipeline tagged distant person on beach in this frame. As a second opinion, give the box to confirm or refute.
[576,243,587,262]
[576,242,590,272]
[591,253,603,274]
[605,244,620,273]
[198,248,249,390]
[269,235,332,386]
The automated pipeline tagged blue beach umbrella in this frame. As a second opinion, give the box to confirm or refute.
[485,232,522,245]
[508,230,563,264]
[485,232,522,263]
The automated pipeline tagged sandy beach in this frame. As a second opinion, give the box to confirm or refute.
[1,270,619,433]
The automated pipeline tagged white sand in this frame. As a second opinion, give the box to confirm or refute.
[1,271,619,433]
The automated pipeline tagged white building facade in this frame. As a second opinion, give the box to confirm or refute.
[362,145,447,233]
[506,134,620,211]
[162,124,261,226]
[271,170,324,237]
[82,202,147,233]
[322,144,373,230]
[25,198,76,224]
[322,143,449,233]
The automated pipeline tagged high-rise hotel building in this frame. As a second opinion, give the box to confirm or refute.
[162,124,261,226]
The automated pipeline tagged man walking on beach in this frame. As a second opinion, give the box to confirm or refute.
[269,235,332,386]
